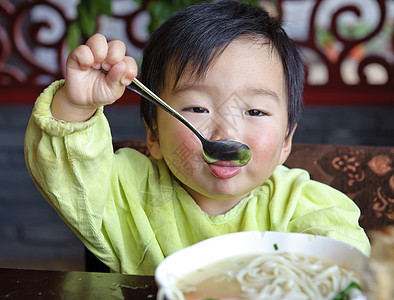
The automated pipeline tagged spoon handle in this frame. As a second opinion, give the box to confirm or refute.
[101,68,205,144]
[128,79,206,142]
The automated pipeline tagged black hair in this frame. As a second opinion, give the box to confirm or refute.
[140,0,304,135]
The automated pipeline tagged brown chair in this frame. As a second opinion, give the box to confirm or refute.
[85,141,394,271]
[284,143,394,232]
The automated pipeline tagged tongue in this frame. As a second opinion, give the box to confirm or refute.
[209,162,242,179]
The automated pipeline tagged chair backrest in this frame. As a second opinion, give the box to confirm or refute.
[284,143,394,231]
[114,140,394,232]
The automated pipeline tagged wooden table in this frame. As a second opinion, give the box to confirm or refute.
[0,268,158,299]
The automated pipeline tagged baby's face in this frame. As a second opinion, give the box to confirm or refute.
[149,38,294,214]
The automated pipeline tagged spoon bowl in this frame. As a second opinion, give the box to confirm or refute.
[202,139,251,165]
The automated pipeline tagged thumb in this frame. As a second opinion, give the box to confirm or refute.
[104,61,127,87]
[99,62,127,102]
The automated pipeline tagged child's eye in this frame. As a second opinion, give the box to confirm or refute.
[245,109,266,116]
[182,107,209,113]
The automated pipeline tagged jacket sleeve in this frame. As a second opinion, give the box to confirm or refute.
[269,166,371,256]
[24,80,119,266]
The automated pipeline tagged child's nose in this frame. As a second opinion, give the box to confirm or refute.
[207,119,238,142]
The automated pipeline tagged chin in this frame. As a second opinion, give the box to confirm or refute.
[201,186,251,200]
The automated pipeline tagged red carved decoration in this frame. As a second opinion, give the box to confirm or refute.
[0,0,393,105]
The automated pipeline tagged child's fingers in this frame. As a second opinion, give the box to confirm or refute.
[67,44,95,71]
[104,40,126,71]
[106,61,126,82]
[105,56,137,86]
[121,56,138,85]
[85,34,109,69]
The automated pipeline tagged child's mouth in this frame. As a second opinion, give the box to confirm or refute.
[208,161,243,179]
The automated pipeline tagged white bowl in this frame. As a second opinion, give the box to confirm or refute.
[155,231,368,298]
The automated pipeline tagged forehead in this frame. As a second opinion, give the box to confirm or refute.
[166,38,287,102]
[167,37,284,84]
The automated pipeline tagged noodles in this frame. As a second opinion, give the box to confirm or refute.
[157,252,363,300]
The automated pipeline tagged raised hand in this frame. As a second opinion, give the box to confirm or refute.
[51,34,137,122]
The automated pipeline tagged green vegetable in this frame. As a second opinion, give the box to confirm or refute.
[333,282,362,300]
[273,243,279,250]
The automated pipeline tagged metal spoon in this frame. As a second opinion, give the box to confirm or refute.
[130,79,252,165]
[103,69,251,165]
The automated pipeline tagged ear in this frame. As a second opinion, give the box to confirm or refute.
[278,124,297,165]
[145,122,163,160]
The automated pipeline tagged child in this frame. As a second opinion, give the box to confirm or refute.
[24,0,370,275]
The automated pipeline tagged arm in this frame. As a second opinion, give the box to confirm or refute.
[289,181,371,255]
[25,87,160,273]
[24,80,115,259]
[24,34,138,270]
[269,166,371,255]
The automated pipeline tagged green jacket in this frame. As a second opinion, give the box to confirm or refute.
[24,80,370,275]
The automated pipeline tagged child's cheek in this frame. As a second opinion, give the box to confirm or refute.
[164,132,205,183]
